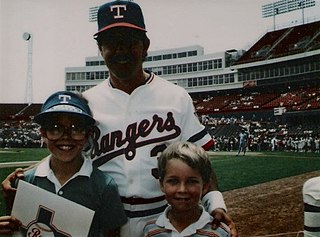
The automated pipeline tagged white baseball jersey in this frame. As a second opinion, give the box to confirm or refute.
[303,176,320,236]
[83,72,214,236]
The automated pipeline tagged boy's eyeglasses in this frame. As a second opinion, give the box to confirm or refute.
[43,124,89,141]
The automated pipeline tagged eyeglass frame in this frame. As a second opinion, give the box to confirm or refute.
[41,123,91,141]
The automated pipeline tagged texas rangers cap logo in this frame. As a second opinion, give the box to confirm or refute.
[94,0,146,38]
[33,91,96,126]
[58,94,71,104]
[110,5,127,19]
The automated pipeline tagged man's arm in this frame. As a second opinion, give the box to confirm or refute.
[1,168,25,214]
[2,159,43,213]
[202,171,238,237]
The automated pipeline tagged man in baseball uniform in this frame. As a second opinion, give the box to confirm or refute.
[84,1,237,236]
[1,1,237,236]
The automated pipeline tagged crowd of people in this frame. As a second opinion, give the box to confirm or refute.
[0,121,41,148]
[199,115,320,153]
[213,133,320,153]
[1,117,320,154]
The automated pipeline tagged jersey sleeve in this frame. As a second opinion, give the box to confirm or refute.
[181,92,214,150]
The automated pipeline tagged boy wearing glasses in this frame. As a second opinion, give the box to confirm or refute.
[10,91,127,237]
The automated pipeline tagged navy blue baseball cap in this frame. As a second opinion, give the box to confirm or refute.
[94,0,146,38]
[34,91,95,126]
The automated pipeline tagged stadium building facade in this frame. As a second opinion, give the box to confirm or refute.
[65,20,320,108]
[1,20,320,150]
[65,45,244,94]
[64,20,320,141]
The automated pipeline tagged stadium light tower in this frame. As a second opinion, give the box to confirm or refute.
[23,32,33,105]
[262,0,315,30]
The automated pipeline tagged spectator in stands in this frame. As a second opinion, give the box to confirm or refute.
[303,176,320,236]
[0,121,40,148]
[236,129,248,156]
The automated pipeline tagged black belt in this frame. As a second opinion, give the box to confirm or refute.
[121,195,165,205]
[125,204,168,218]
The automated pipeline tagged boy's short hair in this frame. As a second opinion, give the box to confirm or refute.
[158,141,212,183]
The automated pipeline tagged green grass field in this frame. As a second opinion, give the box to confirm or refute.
[0,148,49,215]
[0,148,319,216]
[210,151,320,191]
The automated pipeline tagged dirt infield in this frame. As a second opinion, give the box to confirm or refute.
[222,170,320,237]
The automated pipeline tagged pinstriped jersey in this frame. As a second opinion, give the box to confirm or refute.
[83,73,214,199]
[143,206,230,237]
[144,222,230,237]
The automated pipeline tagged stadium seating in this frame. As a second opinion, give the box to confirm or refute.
[0,104,41,121]
[235,21,320,64]
[2,20,320,150]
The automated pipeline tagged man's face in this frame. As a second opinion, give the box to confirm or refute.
[98,27,149,81]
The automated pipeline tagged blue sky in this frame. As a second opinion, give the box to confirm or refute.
[1,0,319,103]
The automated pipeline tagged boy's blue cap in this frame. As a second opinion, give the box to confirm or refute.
[94,0,146,38]
[34,91,95,125]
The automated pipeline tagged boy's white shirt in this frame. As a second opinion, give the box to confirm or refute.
[34,155,93,193]
[155,205,211,237]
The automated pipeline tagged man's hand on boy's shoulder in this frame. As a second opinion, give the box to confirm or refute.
[211,208,238,237]
[2,167,25,191]
[1,168,25,212]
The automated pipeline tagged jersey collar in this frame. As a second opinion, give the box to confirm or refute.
[108,70,154,88]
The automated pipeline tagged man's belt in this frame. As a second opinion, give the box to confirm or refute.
[124,205,167,218]
[121,195,165,205]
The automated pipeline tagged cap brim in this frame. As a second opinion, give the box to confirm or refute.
[94,23,146,38]
[34,111,95,126]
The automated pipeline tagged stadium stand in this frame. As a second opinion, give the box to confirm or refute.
[235,28,289,64]
[0,103,41,121]
[235,20,320,64]
[0,104,42,148]
[270,21,320,57]
[1,20,320,151]
[192,20,320,152]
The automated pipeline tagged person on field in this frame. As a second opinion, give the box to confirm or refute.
[236,129,248,156]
